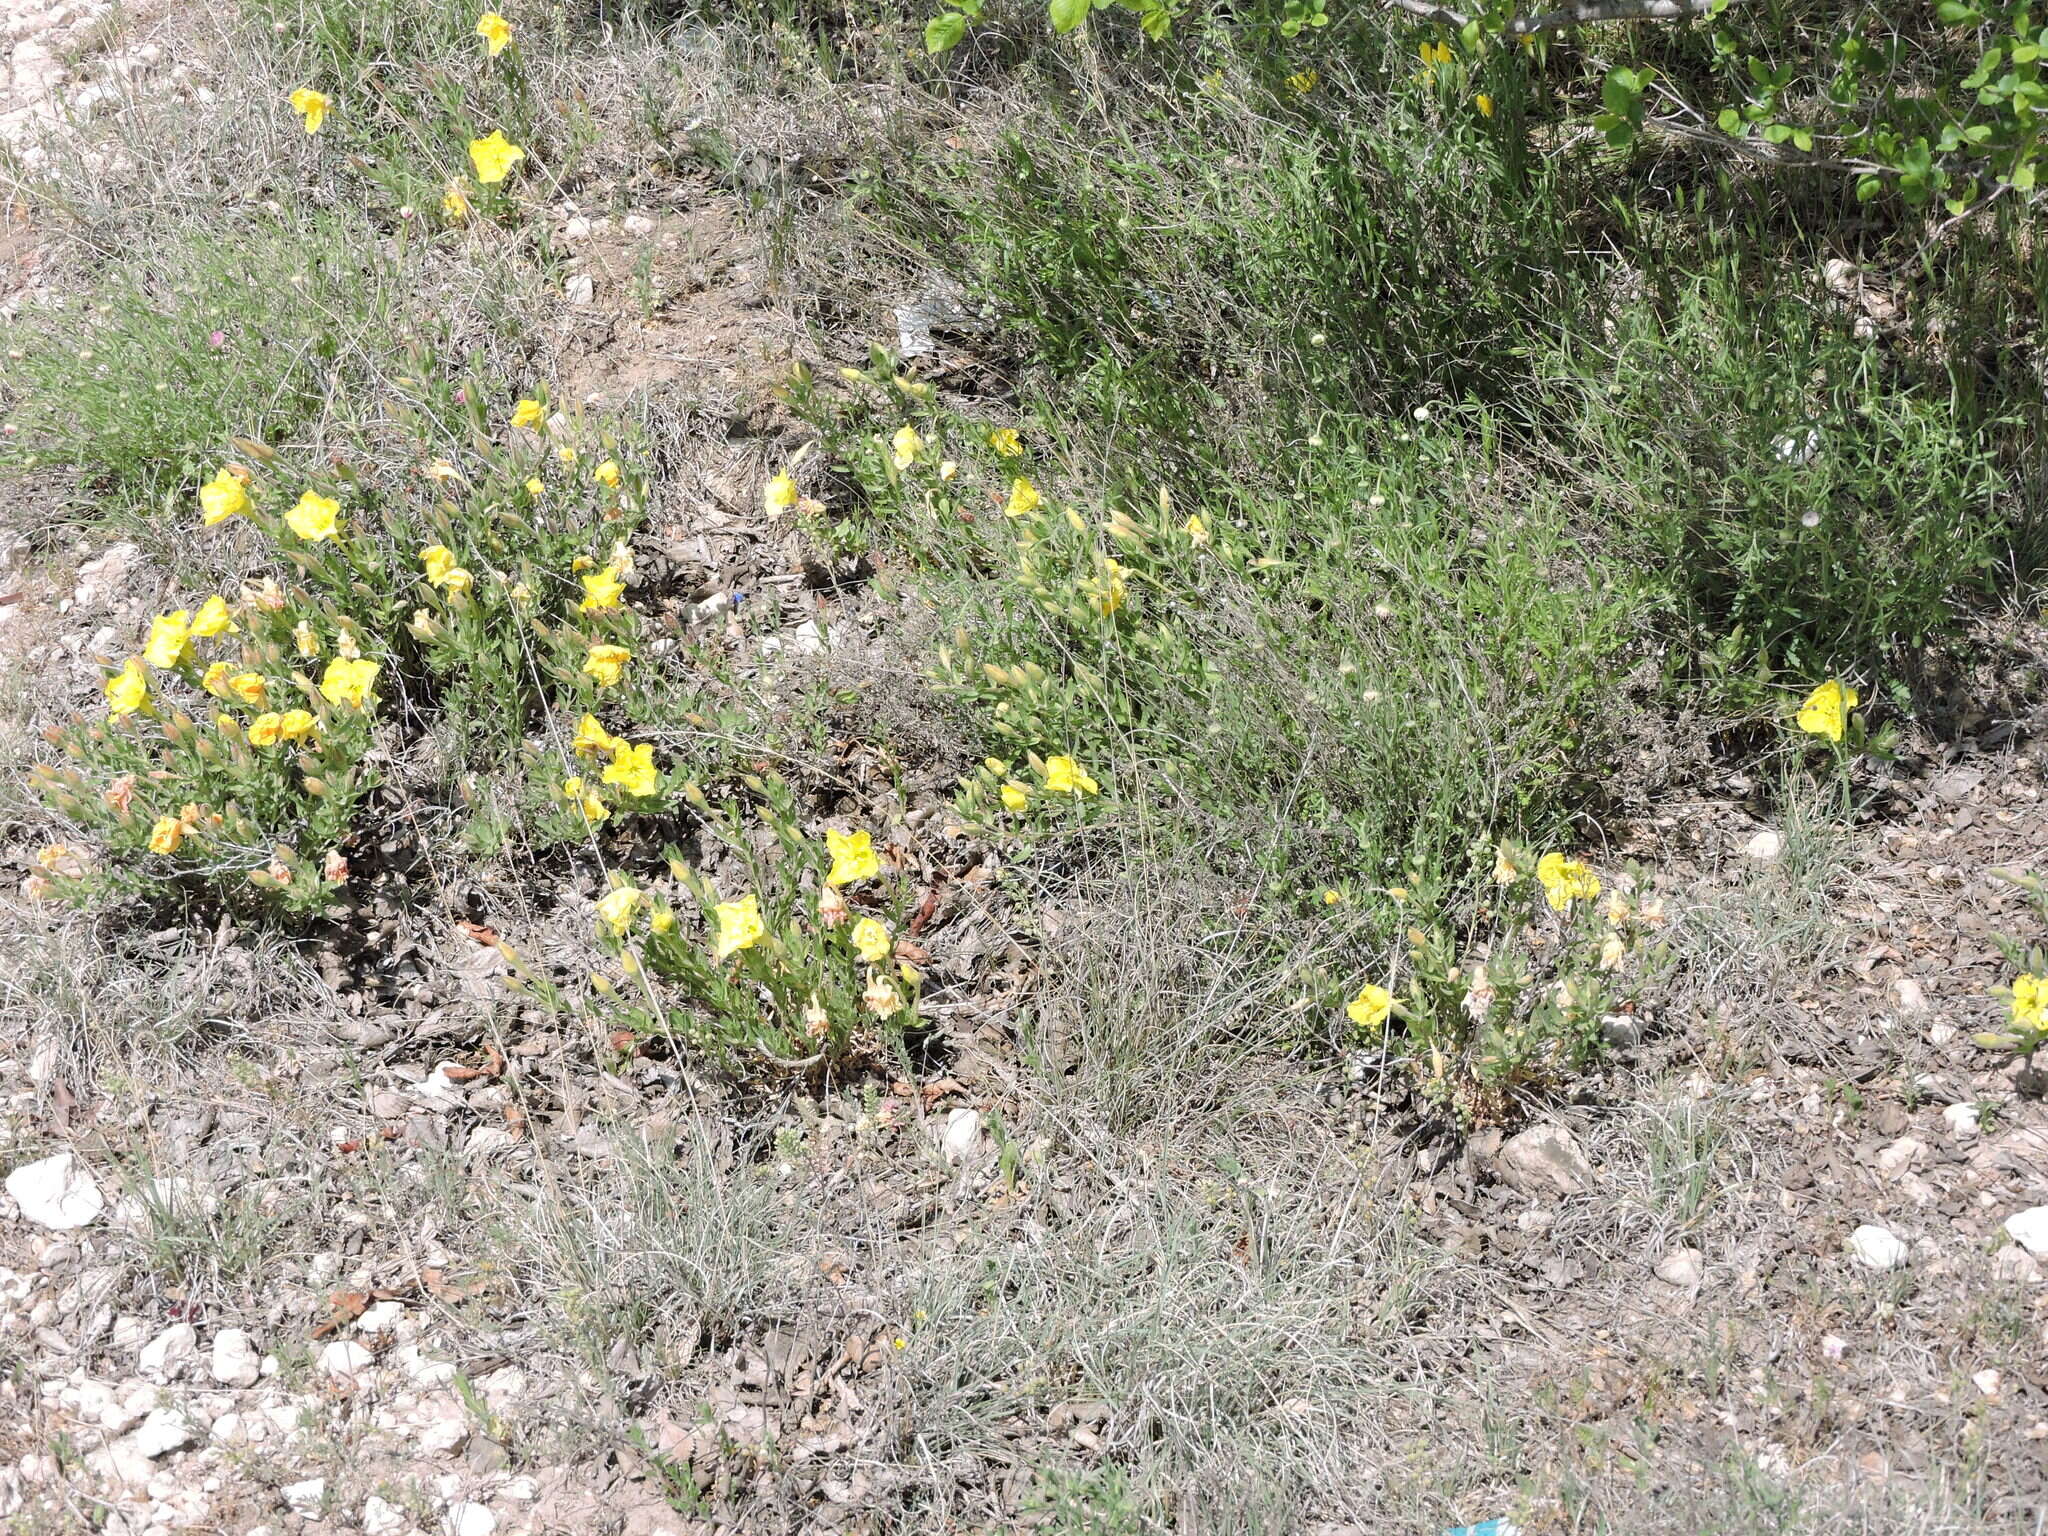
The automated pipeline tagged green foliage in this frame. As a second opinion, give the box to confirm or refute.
[0,214,404,526]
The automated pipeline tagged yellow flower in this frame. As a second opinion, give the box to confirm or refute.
[1322,889,1342,905]
[190,595,236,639]
[420,545,459,585]
[715,894,765,959]
[582,644,631,688]
[1004,477,1042,518]
[1535,852,1600,912]
[1492,847,1522,885]
[468,129,525,185]
[602,741,658,798]
[890,425,925,469]
[293,620,321,657]
[1796,679,1857,744]
[105,659,149,718]
[1476,92,1495,118]
[440,567,474,596]
[511,399,544,430]
[2013,973,2047,1032]
[277,709,317,742]
[285,490,340,542]
[248,712,285,747]
[288,87,328,134]
[938,460,959,481]
[1285,68,1318,94]
[988,428,1023,458]
[1183,513,1209,546]
[594,459,622,489]
[764,471,798,514]
[228,672,269,706]
[199,469,249,525]
[825,828,880,887]
[556,444,579,464]
[319,656,380,710]
[1346,983,1393,1032]
[143,610,192,669]
[148,815,185,855]
[851,916,891,965]
[475,10,514,55]
[1000,780,1030,813]
[1085,557,1128,617]
[1598,933,1628,971]
[562,777,609,824]
[524,477,544,496]
[1041,755,1099,796]
[573,713,623,757]
[596,885,643,936]
[863,970,905,1020]
[201,661,233,696]
[650,907,676,935]
[579,565,625,613]
[441,180,472,223]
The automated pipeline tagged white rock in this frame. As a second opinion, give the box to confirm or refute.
[622,213,655,235]
[137,1323,197,1382]
[362,1494,406,1535]
[355,1300,405,1336]
[1894,978,1928,1013]
[101,1383,157,1434]
[128,1409,194,1458]
[281,1478,325,1518]
[1653,1246,1703,1288]
[1772,426,1822,465]
[1743,829,1784,861]
[317,1339,375,1383]
[1875,1136,1929,1179]
[1495,1123,1594,1198]
[2004,1206,2048,1257]
[442,1500,496,1536]
[1941,1102,1981,1139]
[5,1153,105,1229]
[1821,1334,1847,1362]
[1974,1367,2003,1397]
[1848,1224,1910,1270]
[210,1328,260,1388]
[1994,1245,2041,1284]
[207,1411,248,1446]
[393,1345,457,1387]
[941,1107,982,1165]
[564,273,594,305]
[562,216,591,240]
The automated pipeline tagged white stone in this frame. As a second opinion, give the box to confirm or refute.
[442,1500,496,1536]
[562,216,591,240]
[1942,1102,1981,1139]
[1495,1123,1594,1198]
[393,1345,456,1387]
[622,213,655,235]
[1653,1246,1703,1288]
[1875,1136,1929,1179]
[362,1494,406,1535]
[2004,1206,2048,1257]
[1974,1368,2003,1397]
[355,1300,405,1336]
[941,1107,982,1165]
[5,1153,104,1229]
[1994,1245,2041,1284]
[282,1478,325,1518]
[128,1409,194,1459]
[1848,1224,1910,1270]
[210,1328,260,1387]
[317,1339,375,1383]
[1821,1334,1847,1362]
[1894,978,1928,1012]
[564,273,594,305]
[137,1323,196,1382]
[101,1383,157,1434]
[1743,829,1784,861]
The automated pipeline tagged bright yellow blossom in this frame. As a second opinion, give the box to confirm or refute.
[594,459,622,489]
[1085,557,1128,617]
[602,741,658,798]
[562,776,609,824]
[148,815,185,855]
[475,10,513,55]
[596,885,643,936]
[1535,852,1600,912]
[143,611,192,669]
[2012,973,2047,1032]
[201,661,233,696]
[825,828,880,887]
[228,672,269,707]
[524,477,544,496]
[1004,477,1042,518]
[420,545,460,586]
[851,916,891,965]
[988,428,1023,457]
[579,565,625,613]
[1796,679,1857,744]
[199,470,249,525]
[573,714,623,757]
[1000,780,1030,813]
[277,709,316,742]
[190,595,236,639]
[715,894,766,959]
[511,399,544,430]
[1041,755,1099,796]
[1346,983,1393,1032]
[319,657,380,710]
[285,491,340,542]
[764,471,798,514]
[105,659,149,718]
[248,712,285,747]
[1183,514,1209,546]
[288,87,328,134]
[468,129,525,185]
[582,644,630,688]
[890,425,925,469]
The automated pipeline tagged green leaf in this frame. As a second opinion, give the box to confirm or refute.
[1717,106,1743,134]
[924,10,968,52]
[1049,0,1091,33]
